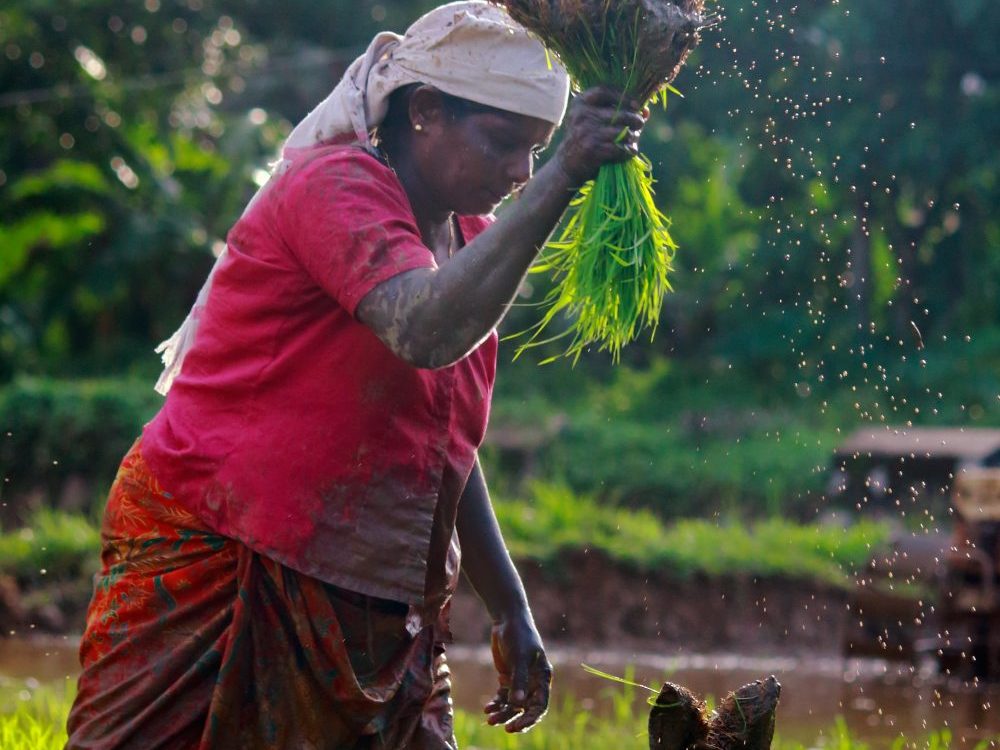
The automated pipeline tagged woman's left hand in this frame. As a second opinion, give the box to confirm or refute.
[485,614,552,733]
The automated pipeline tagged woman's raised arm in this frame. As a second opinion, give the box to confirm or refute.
[356,88,647,369]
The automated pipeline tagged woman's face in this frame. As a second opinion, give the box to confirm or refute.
[418,107,556,216]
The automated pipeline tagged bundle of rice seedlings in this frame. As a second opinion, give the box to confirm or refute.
[496,0,714,362]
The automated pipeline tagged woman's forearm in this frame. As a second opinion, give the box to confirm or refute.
[456,458,531,623]
[406,157,577,363]
[460,459,552,732]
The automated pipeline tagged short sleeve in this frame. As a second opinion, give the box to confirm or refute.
[274,148,437,316]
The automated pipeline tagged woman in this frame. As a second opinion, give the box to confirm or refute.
[66,2,647,748]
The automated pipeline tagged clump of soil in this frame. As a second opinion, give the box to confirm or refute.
[705,677,781,750]
[648,682,709,749]
[499,0,710,98]
[648,676,781,750]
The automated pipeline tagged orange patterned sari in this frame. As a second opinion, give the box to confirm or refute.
[66,440,457,749]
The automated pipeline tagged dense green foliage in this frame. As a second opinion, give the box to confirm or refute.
[521,410,834,517]
[485,342,1000,518]
[0,377,160,513]
[1,0,997,385]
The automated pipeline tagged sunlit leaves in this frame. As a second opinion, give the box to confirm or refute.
[0,212,105,287]
[0,0,283,378]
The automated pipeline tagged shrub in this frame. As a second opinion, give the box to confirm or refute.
[0,377,160,518]
[486,412,835,520]
[0,510,101,584]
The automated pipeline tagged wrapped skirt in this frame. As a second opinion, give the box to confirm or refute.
[66,441,457,749]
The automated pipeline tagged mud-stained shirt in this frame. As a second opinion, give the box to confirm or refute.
[142,145,497,612]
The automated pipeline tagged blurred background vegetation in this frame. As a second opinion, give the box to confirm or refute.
[1,0,998,533]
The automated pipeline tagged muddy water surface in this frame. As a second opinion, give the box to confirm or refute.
[2,638,998,747]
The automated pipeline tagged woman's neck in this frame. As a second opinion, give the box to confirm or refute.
[379,137,454,257]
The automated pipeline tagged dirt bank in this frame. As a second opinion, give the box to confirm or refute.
[451,550,850,654]
[2,550,850,654]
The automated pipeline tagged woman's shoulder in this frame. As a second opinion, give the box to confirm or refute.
[267,143,410,220]
[282,143,395,187]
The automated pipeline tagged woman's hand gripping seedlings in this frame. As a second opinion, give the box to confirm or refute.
[555,86,649,187]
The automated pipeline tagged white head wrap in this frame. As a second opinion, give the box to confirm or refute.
[154,1,569,395]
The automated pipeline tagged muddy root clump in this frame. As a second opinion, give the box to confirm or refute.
[648,682,710,749]
[648,676,781,750]
[497,0,715,98]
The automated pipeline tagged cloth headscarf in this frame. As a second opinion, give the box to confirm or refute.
[155,1,570,395]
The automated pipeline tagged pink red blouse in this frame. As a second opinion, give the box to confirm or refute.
[142,145,497,609]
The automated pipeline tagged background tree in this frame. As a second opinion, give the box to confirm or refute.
[1,0,996,418]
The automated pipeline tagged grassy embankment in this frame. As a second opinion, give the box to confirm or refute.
[0,482,888,606]
[494,482,887,587]
[0,677,983,750]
